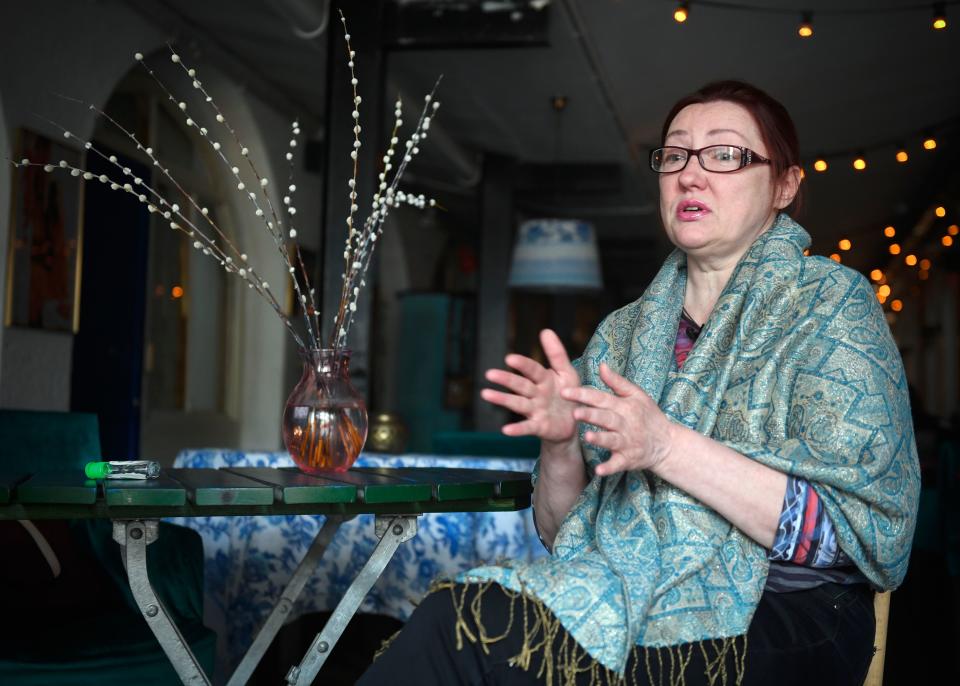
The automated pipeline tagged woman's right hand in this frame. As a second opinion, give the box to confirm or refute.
[480,329,581,444]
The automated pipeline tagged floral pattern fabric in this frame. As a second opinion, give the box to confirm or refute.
[168,449,543,677]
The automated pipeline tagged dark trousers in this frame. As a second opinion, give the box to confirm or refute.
[356,581,875,686]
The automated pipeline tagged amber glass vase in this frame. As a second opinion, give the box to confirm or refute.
[282,348,368,473]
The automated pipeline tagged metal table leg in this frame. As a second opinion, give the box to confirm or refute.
[113,520,211,686]
[285,514,418,685]
[226,515,348,686]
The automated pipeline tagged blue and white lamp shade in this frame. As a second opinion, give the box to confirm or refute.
[508,218,602,291]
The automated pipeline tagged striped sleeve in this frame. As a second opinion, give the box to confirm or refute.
[769,476,851,568]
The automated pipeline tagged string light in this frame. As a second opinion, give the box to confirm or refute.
[852,155,867,171]
[935,205,947,217]
[933,3,948,29]
[870,269,884,281]
[891,299,903,312]
[839,239,852,250]
[800,114,955,173]
[829,253,842,262]
[879,285,892,297]
[920,258,932,270]
[665,2,957,35]
[949,224,959,235]
[878,293,887,304]
[889,243,902,255]
[905,254,918,266]
[884,225,896,238]
[943,235,954,247]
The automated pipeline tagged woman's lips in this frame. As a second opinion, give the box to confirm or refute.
[675,199,712,221]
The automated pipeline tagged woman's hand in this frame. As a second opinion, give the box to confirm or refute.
[560,362,676,477]
[480,329,581,444]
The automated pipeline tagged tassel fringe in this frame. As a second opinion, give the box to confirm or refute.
[422,580,747,686]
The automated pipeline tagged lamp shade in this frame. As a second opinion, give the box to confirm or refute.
[508,219,602,292]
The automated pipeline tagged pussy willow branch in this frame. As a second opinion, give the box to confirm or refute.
[11,152,308,352]
[135,47,320,351]
[41,93,308,351]
[9,12,441,360]
[331,80,442,351]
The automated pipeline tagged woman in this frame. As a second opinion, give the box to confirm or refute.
[358,81,920,685]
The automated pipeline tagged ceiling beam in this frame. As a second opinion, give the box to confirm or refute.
[126,0,321,123]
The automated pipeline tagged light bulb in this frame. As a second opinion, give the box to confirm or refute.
[932,3,947,29]
[798,12,813,37]
[853,157,867,171]
[884,226,896,238]
[839,239,852,251]
[814,159,828,172]
[674,3,689,22]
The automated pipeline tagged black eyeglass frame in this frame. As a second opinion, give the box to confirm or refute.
[649,145,772,174]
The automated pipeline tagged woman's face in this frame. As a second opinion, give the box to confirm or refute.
[658,100,794,264]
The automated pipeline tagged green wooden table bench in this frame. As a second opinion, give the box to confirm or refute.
[0,466,533,685]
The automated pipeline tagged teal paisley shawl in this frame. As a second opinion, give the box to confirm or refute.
[462,214,920,673]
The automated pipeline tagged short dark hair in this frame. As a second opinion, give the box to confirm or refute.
[661,80,803,215]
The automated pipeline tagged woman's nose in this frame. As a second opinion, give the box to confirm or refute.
[677,155,707,189]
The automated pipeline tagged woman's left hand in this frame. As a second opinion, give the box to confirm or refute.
[560,362,676,477]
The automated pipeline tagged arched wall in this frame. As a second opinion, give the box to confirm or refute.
[0,0,321,452]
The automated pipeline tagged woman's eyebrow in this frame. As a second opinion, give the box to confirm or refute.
[664,128,748,142]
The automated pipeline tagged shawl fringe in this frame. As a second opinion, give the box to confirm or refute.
[419,580,747,686]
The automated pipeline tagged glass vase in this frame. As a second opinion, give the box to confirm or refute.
[282,348,368,473]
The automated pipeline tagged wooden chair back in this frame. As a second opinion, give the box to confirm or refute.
[863,590,891,685]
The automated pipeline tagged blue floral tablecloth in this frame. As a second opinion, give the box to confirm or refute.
[169,449,544,677]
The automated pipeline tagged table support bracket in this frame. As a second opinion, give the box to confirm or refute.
[113,519,211,686]
[226,515,348,686]
[286,514,418,685]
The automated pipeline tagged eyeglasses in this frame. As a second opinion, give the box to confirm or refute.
[649,145,771,174]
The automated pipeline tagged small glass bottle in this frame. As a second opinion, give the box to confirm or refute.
[84,460,161,480]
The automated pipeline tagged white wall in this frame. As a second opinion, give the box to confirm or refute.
[0,1,163,410]
[0,0,321,451]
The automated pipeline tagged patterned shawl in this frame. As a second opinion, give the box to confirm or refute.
[462,214,920,674]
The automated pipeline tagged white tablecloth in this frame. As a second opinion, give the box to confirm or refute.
[169,449,545,677]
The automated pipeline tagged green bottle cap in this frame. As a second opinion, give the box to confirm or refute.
[84,461,110,480]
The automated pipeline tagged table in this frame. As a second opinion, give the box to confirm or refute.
[171,450,546,681]
[0,459,535,686]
